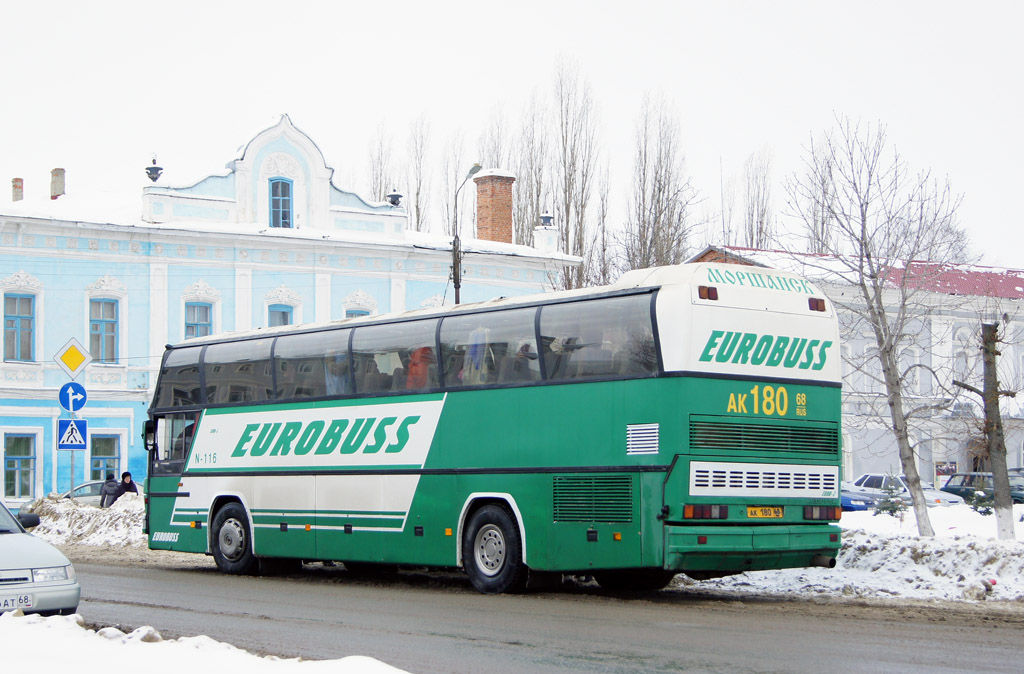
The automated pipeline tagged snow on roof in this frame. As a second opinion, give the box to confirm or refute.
[695,246,1024,300]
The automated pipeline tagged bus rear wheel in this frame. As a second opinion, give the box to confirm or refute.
[462,504,527,594]
[211,503,258,575]
[594,568,677,592]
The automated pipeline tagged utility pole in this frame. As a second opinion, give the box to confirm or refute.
[451,163,482,304]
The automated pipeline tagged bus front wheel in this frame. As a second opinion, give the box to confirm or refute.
[462,504,527,594]
[211,503,258,575]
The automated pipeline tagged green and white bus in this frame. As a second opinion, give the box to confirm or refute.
[144,261,842,593]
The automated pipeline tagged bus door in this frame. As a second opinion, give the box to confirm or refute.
[144,412,198,547]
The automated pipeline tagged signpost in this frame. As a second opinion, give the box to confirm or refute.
[53,339,91,493]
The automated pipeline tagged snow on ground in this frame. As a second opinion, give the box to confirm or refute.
[0,611,407,673]
[692,505,1024,602]
[5,495,1024,670]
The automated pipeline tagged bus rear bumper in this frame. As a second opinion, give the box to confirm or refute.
[664,523,842,574]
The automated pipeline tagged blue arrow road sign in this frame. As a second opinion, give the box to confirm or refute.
[58,382,88,413]
[57,419,88,450]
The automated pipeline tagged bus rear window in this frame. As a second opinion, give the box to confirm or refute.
[540,294,657,380]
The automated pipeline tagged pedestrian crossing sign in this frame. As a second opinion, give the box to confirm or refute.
[57,418,88,450]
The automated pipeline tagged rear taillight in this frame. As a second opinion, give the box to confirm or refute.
[684,504,729,519]
[808,297,826,311]
[804,505,842,521]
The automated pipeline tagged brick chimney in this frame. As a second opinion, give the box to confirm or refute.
[12,178,23,202]
[50,168,65,200]
[473,169,516,244]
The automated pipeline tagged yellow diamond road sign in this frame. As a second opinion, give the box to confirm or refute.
[54,338,92,379]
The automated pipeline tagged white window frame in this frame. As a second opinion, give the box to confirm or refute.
[2,426,43,506]
[84,275,128,368]
[180,279,222,341]
[263,286,303,327]
[87,429,127,482]
[1,271,44,365]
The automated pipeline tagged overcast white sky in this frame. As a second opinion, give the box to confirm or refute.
[2,1,1021,266]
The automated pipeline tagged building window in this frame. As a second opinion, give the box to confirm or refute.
[3,293,34,361]
[270,178,293,228]
[345,309,370,319]
[185,302,213,339]
[90,299,119,363]
[269,304,293,327]
[3,434,34,499]
[90,435,119,481]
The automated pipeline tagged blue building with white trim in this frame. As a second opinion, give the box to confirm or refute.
[1,115,575,510]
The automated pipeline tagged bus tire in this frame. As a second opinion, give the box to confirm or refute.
[211,503,258,575]
[462,504,527,594]
[594,568,677,592]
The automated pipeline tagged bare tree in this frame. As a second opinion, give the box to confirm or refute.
[784,115,968,537]
[621,93,700,271]
[553,59,598,289]
[368,121,396,202]
[796,138,840,254]
[511,93,550,247]
[407,113,431,231]
[718,159,738,246]
[742,147,773,248]
[954,322,1018,540]
[478,106,511,172]
[439,132,467,237]
[586,164,614,286]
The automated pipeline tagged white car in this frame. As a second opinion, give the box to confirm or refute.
[846,473,965,507]
[0,500,81,615]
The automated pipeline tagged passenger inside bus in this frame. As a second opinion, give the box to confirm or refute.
[406,346,436,389]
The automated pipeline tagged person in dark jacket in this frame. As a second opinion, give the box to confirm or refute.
[117,471,139,499]
[99,473,120,508]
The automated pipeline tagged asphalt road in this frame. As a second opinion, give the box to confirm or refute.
[76,561,1023,674]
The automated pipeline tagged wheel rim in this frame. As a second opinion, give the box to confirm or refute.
[473,523,506,577]
[218,517,247,562]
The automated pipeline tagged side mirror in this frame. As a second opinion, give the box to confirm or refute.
[143,420,157,452]
[18,513,41,529]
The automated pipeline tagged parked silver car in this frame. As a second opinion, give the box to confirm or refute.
[60,479,144,507]
[845,473,965,507]
[0,500,80,615]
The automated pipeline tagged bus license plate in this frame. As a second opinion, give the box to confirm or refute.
[0,594,34,610]
[747,506,783,519]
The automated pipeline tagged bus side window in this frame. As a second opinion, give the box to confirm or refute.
[440,307,538,388]
[352,320,438,394]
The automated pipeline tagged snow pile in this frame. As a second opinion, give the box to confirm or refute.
[0,611,407,673]
[693,505,1024,602]
[22,492,147,547]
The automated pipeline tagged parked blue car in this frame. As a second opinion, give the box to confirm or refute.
[841,489,881,511]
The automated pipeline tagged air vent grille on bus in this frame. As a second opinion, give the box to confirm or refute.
[689,420,838,454]
[689,461,839,498]
[553,475,633,523]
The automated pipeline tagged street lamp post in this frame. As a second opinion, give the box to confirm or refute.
[452,163,482,304]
